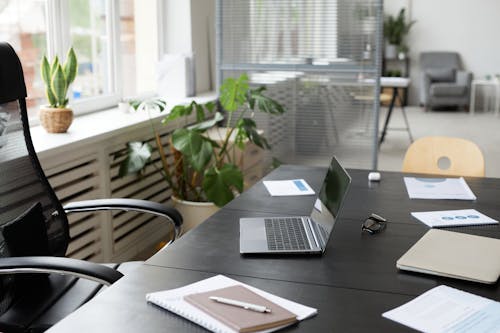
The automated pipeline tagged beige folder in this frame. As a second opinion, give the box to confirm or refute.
[397,229,500,284]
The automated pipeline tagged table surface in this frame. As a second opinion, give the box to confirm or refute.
[47,166,500,332]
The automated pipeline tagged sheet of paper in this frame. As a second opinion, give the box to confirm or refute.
[411,209,498,228]
[404,177,477,200]
[263,179,315,196]
[383,285,500,333]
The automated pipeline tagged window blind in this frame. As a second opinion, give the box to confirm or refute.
[217,0,383,169]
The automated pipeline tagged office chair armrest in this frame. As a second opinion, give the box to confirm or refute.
[0,256,123,286]
[63,198,183,241]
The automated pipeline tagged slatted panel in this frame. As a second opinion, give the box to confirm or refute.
[44,153,104,261]
[108,122,181,260]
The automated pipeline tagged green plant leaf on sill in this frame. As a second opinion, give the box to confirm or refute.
[118,141,153,177]
[219,74,249,111]
[248,87,285,114]
[203,163,243,207]
[188,112,224,131]
[236,118,270,150]
[172,128,214,172]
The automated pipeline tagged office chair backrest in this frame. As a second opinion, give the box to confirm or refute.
[0,42,70,257]
[402,136,485,177]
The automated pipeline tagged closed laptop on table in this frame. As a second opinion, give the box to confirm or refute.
[397,229,500,284]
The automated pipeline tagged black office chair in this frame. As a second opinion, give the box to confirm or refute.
[0,42,182,332]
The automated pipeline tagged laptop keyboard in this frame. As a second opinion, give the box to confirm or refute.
[265,218,311,251]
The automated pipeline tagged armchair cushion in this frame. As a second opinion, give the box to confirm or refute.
[2,202,49,257]
[430,83,467,97]
[425,68,455,82]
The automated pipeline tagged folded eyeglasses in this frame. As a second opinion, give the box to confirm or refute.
[361,213,387,234]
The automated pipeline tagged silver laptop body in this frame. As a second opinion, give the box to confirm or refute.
[240,156,351,254]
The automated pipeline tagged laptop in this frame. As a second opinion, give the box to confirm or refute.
[239,156,351,254]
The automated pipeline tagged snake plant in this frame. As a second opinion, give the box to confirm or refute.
[40,47,78,108]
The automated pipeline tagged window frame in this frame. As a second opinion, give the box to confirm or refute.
[41,0,166,116]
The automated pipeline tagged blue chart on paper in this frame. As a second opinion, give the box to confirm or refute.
[293,180,308,191]
[415,177,447,188]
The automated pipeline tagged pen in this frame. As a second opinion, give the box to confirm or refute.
[209,296,272,313]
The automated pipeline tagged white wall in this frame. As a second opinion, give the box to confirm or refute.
[190,0,216,93]
[162,0,215,95]
[385,0,500,105]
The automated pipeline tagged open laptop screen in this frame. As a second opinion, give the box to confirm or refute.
[309,157,351,247]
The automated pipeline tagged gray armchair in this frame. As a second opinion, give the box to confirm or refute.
[419,52,472,110]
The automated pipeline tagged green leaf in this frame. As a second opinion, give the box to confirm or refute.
[205,101,215,113]
[118,141,153,177]
[138,98,166,112]
[195,102,205,122]
[249,88,285,115]
[45,85,57,107]
[63,47,78,85]
[50,56,59,77]
[219,74,249,112]
[172,128,213,172]
[188,112,224,131]
[203,163,243,207]
[129,99,142,110]
[40,55,51,87]
[163,104,192,123]
[236,118,270,149]
[51,64,67,107]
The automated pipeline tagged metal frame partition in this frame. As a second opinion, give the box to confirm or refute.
[216,0,383,170]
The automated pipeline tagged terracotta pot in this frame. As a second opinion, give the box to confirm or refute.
[39,106,73,133]
[171,196,219,235]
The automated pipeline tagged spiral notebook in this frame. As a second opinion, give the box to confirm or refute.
[145,275,317,333]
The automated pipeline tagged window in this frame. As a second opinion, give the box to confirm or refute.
[0,0,47,113]
[0,0,163,117]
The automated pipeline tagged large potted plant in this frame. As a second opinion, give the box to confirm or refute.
[39,47,78,133]
[119,74,284,232]
[383,8,415,59]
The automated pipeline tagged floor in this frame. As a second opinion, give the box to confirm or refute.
[377,106,500,178]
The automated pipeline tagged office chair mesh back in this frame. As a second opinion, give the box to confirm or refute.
[0,43,70,312]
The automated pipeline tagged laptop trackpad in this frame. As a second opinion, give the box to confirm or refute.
[240,218,268,253]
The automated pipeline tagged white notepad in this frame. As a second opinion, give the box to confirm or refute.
[383,285,500,332]
[411,209,498,228]
[146,275,317,333]
[263,179,315,196]
[403,177,476,200]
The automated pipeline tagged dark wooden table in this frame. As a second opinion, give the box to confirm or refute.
[47,166,500,332]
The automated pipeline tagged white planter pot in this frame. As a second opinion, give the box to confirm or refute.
[172,196,219,235]
[385,44,397,59]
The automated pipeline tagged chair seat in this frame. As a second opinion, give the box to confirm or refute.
[430,83,466,97]
[0,262,143,333]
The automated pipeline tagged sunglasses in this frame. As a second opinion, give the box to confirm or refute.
[361,213,387,234]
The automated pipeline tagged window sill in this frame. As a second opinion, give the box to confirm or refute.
[32,92,218,159]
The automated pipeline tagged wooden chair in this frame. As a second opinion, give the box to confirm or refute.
[402,136,485,177]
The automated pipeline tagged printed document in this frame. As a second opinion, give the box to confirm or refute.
[263,179,315,196]
[404,177,476,200]
[383,285,500,332]
[411,209,498,228]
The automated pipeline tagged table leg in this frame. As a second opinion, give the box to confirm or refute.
[470,82,476,115]
[379,87,396,146]
[495,83,500,117]
[399,91,413,143]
